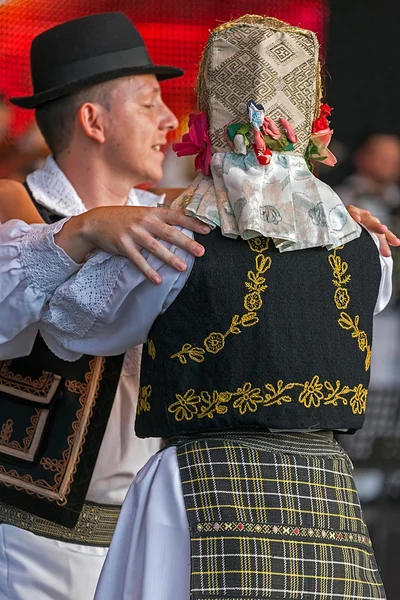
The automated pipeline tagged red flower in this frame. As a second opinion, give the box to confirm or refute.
[252,144,272,166]
[312,104,334,133]
[320,103,333,118]
[172,112,212,176]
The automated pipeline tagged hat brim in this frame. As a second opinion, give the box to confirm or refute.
[10,64,184,109]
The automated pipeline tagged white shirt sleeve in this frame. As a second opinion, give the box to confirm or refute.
[0,218,82,358]
[362,228,393,314]
[40,230,195,361]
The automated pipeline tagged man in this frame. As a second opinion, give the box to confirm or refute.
[0,11,397,600]
[0,12,209,600]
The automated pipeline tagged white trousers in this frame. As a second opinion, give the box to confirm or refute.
[0,524,107,600]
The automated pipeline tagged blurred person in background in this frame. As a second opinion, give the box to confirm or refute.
[335,131,400,232]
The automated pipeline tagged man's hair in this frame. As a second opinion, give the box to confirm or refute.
[35,82,114,156]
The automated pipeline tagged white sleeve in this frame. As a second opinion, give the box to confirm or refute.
[0,218,82,358]
[40,229,195,361]
[363,228,393,314]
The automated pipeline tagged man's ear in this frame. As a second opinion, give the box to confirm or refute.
[77,102,108,144]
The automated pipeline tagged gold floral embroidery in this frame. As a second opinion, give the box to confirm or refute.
[137,385,152,415]
[147,340,156,360]
[232,383,264,415]
[167,377,368,422]
[328,247,371,371]
[298,375,325,408]
[168,388,201,421]
[171,238,271,365]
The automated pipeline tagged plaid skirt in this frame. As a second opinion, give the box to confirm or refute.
[171,431,386,600]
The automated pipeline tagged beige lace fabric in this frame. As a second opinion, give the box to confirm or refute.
[174,16,361,251]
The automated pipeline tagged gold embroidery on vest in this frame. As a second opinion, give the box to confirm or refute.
[0,419,13,445]
[170,237,271,365]
[0,409,43,453]
[328,247,371,371]
[0,357,105,504]
[147,340,156,360]
[167,377,368,421]
[137,385,152,415]
[39,357,105,502]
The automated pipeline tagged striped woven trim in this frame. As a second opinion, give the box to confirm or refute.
[0,500,121,546]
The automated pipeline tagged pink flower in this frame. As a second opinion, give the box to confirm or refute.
[253,129,266,152]
[262,117,281,139]
[279,118,298,143]
[172,112,212,176]
[310,128,337,166]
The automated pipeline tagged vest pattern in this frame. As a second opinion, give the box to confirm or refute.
[0,190,124,528]
[137,228,381,438]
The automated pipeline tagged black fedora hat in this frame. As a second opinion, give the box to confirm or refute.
[10,12,184,109]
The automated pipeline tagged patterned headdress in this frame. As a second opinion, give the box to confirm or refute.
[173,15,360,251]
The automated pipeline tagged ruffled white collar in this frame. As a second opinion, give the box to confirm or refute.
[176,152,361,252]
[26,155,159,216]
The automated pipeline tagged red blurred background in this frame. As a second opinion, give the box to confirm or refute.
[0,0,329,139]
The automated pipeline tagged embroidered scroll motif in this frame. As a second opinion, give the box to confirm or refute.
[328,247,371,370]
[171,237,271,365]
[167,377,368,422]
[0,410,44,455]
[0,361,61,403]
[0,357,105,503]
[137,385,152,415]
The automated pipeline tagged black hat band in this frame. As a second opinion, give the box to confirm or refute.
[34,46,152,91]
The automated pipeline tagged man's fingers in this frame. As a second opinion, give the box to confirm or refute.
[150,221,205,257]
[123,246,163,284]
[384,229,400,247]
[156,207,211,235]
[375,233,392,258]
[139,233,190,272]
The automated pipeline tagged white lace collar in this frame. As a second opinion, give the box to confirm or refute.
[26,155,160,216]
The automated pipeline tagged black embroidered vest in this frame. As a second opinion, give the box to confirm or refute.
[0,190,124,527]
[137,228,382,438]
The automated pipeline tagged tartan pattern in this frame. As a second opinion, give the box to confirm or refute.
[175,433,386,599]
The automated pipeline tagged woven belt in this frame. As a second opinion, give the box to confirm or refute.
[164,429,348,458]
[0,500,121,546]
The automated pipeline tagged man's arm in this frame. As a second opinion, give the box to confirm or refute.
[0,179,209,284]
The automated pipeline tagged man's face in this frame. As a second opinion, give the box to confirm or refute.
[103,74,178,185]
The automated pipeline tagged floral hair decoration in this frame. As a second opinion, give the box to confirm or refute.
[172,112,212,176]
[174,102,336,174]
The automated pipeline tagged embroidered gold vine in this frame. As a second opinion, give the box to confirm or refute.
[137,385,152,415]
[328,247,371,370]
[167,377,368,422]
[171,237,271,365]
[147,340,156,360]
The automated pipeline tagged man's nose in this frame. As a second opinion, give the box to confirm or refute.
[161,103,179,131]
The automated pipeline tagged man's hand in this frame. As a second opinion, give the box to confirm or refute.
[347,205,400,257]
[55,205,210,284]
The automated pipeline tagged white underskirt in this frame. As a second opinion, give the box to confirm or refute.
[94,446,190,600]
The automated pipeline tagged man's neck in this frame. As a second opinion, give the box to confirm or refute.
[56,153,132,210]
